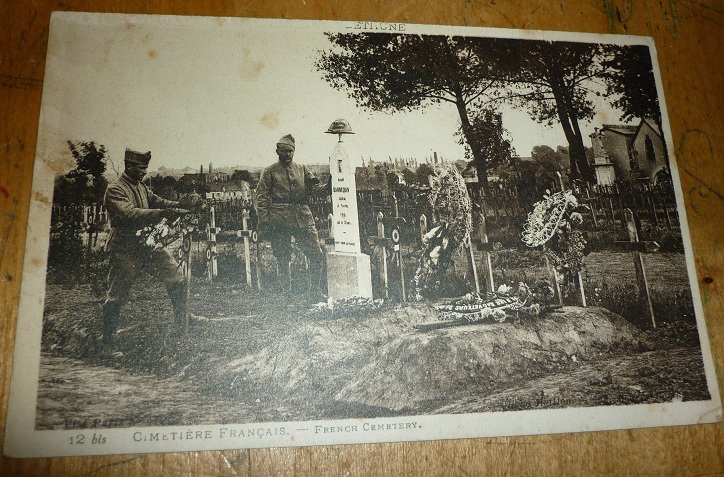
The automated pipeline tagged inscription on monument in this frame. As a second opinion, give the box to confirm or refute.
[329,142,361,254]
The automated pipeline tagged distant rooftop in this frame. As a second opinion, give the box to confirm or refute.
[602,124,638,135]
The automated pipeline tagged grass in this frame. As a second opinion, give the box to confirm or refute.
[47,232,698,335]
[483,249,696,331]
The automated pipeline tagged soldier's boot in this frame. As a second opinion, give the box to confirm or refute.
[277,262,292,293]
[166,281,188,327]
[307,259,328,303]
[102,301,121,352]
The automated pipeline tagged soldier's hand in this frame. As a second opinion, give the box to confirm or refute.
[161,208,189,219]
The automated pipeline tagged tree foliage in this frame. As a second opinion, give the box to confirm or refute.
[413,163,435,186]
[318,33,656,187]
[476,38,609,183]
[54,141,109,205]
[603,45,660,123]
[602,45,668,166]
[317,32,501,191]
[531,145,569,172]
[232,169,253,183]
[149,175,178,199]
[455,106,516,184]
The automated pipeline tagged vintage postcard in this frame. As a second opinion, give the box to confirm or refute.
[4,12,721,457]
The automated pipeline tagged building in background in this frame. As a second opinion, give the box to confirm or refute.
[589,118,668,188]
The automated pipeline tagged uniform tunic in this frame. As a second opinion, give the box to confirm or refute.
[256,161,324,264]
[103,173,184,304]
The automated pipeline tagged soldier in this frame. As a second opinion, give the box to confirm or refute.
[102,149,190,353]
[256,134,328,298]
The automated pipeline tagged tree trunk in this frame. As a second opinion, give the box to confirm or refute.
[453,86,489,194]
[550,76,595,184]
[568,123,594,183]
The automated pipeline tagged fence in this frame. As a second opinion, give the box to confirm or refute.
[577,183,680,231]
[50,182,678,250]
[50,204,108,228]
[476,181,680,232]
[48,182,681,306]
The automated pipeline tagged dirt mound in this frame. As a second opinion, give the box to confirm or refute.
[209,305,645,413]
[205,304,438,402]
[40,280,647,417]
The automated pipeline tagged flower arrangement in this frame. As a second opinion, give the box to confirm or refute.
[136,213,201,251]
[433,280,554,324]
[413,164,473,299]
[435,292,515,323]
[306,295,384,319]
[135,193,206,252]
[522,189,588,285]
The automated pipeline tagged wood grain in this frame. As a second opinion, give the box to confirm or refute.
[1,1,721,475]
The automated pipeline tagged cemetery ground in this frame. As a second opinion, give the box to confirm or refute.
[35,245,710,430]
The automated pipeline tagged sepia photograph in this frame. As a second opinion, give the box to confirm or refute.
[4,12,720,457]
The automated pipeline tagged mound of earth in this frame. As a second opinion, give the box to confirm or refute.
[208,304,646,413]
[40,280,654,418]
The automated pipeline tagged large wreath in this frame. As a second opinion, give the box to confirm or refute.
[413,164,472,299]
[522,189,587,285]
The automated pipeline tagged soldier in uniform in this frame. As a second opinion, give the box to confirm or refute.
[102,149,190,352]
[256,134,328,297]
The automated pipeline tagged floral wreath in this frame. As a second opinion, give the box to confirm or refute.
[522,189,587,284]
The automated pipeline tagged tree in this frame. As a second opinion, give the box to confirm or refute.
[478,39,608,183]
[150,175,178,199]
[317,32,500,192]
[413,163,435,186]
[49,141,108,274]
[603,45,660,123]
[400,168,417,186]
[455,106,516,190]
[54,141,109,205]
[530,145,569,190]
[531,145,569,172]
[232,169,253,183]
[603,45,669,166]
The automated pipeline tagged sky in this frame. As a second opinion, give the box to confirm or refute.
[38,13,636,175]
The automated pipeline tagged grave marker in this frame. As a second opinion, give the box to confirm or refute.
[324,119,373,301]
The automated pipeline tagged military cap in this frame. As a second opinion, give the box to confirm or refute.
[124,149,152,165]
[276,134,295,148]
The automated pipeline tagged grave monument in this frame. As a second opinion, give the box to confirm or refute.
[325,119,373,300]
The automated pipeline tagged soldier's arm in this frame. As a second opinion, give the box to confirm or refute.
[104,184,164,228]
[255,169,271,222]
[147,188,180,209]
[304,166,329,195]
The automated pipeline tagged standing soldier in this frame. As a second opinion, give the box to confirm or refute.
[102,149,190,354]
[256,134,328,298]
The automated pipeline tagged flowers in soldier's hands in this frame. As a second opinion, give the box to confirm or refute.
[136,212,201,251]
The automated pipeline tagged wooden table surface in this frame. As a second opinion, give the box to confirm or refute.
[1,1,722,475]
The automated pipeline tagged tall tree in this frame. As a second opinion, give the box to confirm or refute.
[479,39,608,183]
[317,32,500,192]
